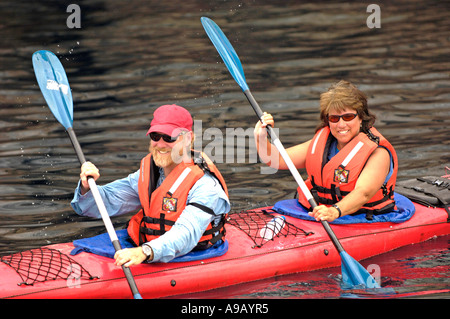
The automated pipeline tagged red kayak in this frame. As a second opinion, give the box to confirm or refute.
[0,195,449,299]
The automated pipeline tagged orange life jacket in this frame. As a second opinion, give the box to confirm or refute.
[297,126,398,219]
[127,150,228,249]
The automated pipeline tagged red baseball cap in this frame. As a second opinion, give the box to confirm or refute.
[146,104,193,137]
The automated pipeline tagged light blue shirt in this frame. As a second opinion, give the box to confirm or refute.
[71,168,230,263]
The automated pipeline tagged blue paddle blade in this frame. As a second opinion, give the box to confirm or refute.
[32,50,73,129]
[201,17,249,92]
[340,251,381,289]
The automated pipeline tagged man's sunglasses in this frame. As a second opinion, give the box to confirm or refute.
[149,132,183,143]
[327,113,358,123]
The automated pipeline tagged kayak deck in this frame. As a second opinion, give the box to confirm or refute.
[0,202,449,299]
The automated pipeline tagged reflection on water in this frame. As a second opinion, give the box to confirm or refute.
[0,0,449,296]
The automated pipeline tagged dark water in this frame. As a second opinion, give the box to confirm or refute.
[0,0,449,298]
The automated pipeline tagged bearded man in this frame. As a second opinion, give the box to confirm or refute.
[71,104,230,265]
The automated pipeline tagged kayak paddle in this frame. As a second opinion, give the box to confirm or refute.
[201,17,380,289]
[32,50,143,299]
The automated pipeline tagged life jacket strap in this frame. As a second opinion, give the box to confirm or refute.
[188,202,215,215]
[139,215,175,238]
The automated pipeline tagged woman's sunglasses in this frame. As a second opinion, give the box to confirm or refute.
[327,113,358,123]
[149,132,182,143]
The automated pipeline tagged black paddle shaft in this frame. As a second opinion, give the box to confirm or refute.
[66,127,87,165]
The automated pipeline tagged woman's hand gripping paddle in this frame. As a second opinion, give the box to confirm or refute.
[201,17,380,289]
[32,50,143,299]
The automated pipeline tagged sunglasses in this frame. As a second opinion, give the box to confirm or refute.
[149,132,182,143]
[327,113,358,123]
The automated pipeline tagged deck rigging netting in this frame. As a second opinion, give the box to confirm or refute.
[227,208,313,248]
[1,247,97,286]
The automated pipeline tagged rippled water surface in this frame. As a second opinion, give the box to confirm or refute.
[0,0,449,298]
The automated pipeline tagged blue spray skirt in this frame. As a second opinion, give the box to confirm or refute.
[70,229,228,263]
